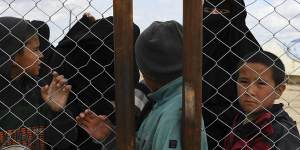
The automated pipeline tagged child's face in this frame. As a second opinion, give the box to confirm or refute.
[14,35,43,76]
[237,62,285,114]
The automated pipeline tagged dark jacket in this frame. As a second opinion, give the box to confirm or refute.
[0,17,77,150]
[50,15,140,150]
[202,0,262,148]
[224,104,300,150]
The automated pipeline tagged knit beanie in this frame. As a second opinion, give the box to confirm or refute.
[0,17,36,56]
[30,20,49,40]
[0,17,36,79]
[30,20,50,51]
[135,20,183,82]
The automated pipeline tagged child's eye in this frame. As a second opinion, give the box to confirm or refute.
[34,48,40,52]
[258,81,266,85]
[238,79,249,85]
[257,79,268,86]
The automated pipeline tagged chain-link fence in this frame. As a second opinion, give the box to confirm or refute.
[0,0,300,150]
[0,0,115,150]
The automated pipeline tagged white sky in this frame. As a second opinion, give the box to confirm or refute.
[0,0,299,60]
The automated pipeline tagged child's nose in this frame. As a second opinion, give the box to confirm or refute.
[246,84,257,95]
[38,50,44,58]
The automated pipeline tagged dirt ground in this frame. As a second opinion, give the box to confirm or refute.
[276,84,300,130]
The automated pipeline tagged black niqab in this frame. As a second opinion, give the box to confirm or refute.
[202,0,262,149]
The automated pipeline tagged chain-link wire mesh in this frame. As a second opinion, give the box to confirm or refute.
[202,0,300,149]
[0,0,300,150]
[0,0,116,150]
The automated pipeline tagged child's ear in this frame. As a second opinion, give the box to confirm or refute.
[14,50,24,64]
[275,84,286,98]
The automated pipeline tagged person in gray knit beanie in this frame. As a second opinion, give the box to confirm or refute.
[135,20,208,150]
[135,20,183,84]
[75,20,208,150]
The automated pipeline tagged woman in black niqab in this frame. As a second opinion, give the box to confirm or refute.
[202,0,262,149]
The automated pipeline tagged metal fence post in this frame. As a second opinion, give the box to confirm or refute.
[183,0,203,149]
[113,0,135,150]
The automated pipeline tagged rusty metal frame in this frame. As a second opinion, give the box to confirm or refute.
[113,0,135,150]
[113,0,203,149]
[183,0,203,149]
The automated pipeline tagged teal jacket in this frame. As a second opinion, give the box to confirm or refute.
[136,77,208,150]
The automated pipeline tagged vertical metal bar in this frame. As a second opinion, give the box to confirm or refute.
[113,1,135,150]
[183,0,203,149]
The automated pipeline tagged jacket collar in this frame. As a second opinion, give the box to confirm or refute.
[148,77,182,107]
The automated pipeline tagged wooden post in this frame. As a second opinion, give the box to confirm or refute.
[183,0,203,149]
[113,1,135,150]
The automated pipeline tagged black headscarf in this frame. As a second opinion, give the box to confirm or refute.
[50,16,140,149]
[0,17,36,82]
[0,16,37,108]
[52,15,140,116]
[202,0,262,148]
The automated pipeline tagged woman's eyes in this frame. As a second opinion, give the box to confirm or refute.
[203,7,230,14]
